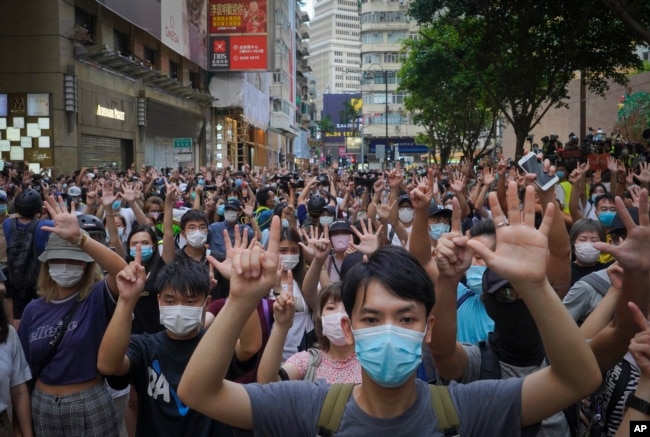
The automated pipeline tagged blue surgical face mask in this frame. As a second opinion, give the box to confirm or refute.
[465,265,487,293]
[281,218,290,229]
[130,245,154,262]
[598,211,616,227]
[112,200,122,210]
[190,192,197,200]
[0,205,6,215]
[556,171,565,179]
[234,179,243,187]
[591,194,600,203]
[353,324,425,388]
[428,223,450,240]
[217,204,225,216]
[197,179,205,186]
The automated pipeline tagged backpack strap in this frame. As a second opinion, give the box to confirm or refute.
[456,290,475,309]
[579,270,611,297]
[478,339,502,380]
[304,347,322,382]
[429,385,460,436]
[316,383,355,437]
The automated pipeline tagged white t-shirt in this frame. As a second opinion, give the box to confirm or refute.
[0,326,31,422]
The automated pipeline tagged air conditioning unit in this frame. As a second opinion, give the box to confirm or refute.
[399,0,407,6]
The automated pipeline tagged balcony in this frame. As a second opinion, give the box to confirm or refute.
[74,44,215,105]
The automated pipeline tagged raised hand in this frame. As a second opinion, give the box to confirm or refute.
[207,224,252,280]
[435,198,471,279]
[299,225,330,262]
[116,244,146,302]
[466,182,554,288]
[636,162,650,185]
[41,195,82,241]
[483,166,495,186]
[449,171,466,193]
[594,189,650,272]
[351,219,382,255]
[228,216,281,300]
[121,181,137,203]
[272,270,295,327]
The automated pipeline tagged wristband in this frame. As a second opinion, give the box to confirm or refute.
[75,230,89,248]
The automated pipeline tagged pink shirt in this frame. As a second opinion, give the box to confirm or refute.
[286,350,362,384]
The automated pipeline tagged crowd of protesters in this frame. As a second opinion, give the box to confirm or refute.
[0,132,649,436]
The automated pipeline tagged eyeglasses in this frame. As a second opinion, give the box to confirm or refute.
[495,287,519,303]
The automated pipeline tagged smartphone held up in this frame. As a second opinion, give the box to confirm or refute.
[517,153,559,191]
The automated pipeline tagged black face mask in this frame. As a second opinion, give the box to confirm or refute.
[483,293,545,367]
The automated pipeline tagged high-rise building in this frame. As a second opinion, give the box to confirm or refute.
[360,0,427,166]
[308,0,362,114]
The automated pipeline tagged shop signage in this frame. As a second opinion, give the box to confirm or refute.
[173,137,193,148]
[96,104,125,121]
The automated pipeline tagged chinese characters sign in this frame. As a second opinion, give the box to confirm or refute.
[208,0,270,71]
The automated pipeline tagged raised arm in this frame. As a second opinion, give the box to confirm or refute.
[299,226,331,310]
[121,182,148,226]
[429,199,471,382]
[467,183,601,427]
[257,273,299,383]
[178,217,282,430]
[161,181,178,264]
[589,191,650,371]
[42,196,127,294]
[98,250,147,376]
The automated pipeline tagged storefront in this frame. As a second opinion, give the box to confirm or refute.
[77,83,136,172]
[0,93,54,173]
[143,99,206,171]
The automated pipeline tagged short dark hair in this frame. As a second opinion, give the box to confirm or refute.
[569,218,606,245]
[341,245,435,319]
[180,209,208,230]
[256,187,273,207]
[595,193,615,208]
[155,259,210,298]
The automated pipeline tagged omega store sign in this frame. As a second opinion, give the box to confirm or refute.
[79,89,135,135]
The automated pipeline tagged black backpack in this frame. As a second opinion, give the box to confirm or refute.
[6,218,40,298]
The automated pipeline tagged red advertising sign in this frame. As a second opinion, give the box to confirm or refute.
[209,0,267,34]
[209,35,268,70]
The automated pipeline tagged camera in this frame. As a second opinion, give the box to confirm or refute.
[318,174,330,186]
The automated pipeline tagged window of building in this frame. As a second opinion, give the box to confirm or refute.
[113,29,130,56]
[74,6,95,40]
[144,46,156,65]
[169,60,179,79]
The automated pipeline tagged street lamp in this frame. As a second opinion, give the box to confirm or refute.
[363,64,389,168]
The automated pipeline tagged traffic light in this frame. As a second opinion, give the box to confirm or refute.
[350,154,356,165]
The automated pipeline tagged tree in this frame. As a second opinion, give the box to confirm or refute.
[616,91,650,143]
[339,97,362,138]
[601,0,650,46]
[400,23,498,167]
[408,0,643,158]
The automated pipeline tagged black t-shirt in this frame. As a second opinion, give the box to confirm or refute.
[571,262,607,287]
[131,256,166,335]
[127,330,241,437]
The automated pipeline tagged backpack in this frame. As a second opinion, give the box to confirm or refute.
[316,383,459,437]
[6,218,40,298]
[304,347,322,382]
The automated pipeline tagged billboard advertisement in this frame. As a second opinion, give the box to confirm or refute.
[97,0,208,69]
[207,0,270,71]
[321,93,362,144]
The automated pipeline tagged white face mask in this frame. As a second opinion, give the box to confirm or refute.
[224,210,238,223]
[185,230,208,248]
[280,254,300,271]
[398,208,414,223]
[574,242,601,265]
[49,263,85,288]
[321,312,348,346]
[319,216,334,226]
[159,305,204,336]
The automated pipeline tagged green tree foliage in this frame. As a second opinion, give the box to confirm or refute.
[316,114,336,136]
[408,0,643,158]
[616,91,650,143]
[400,23,499,167]
[601,0,650,46]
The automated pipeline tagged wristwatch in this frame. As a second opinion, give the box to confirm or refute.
[625,394,650,414]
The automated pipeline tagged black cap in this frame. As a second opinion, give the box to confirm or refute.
[224,198,242,211]
[398,194,412,206]
[429,203,453,218]
[609,207,639,234]
[482,268,511,295]
[329,219,352,234]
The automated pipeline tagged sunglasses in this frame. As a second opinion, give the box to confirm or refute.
[495,287,519,303]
